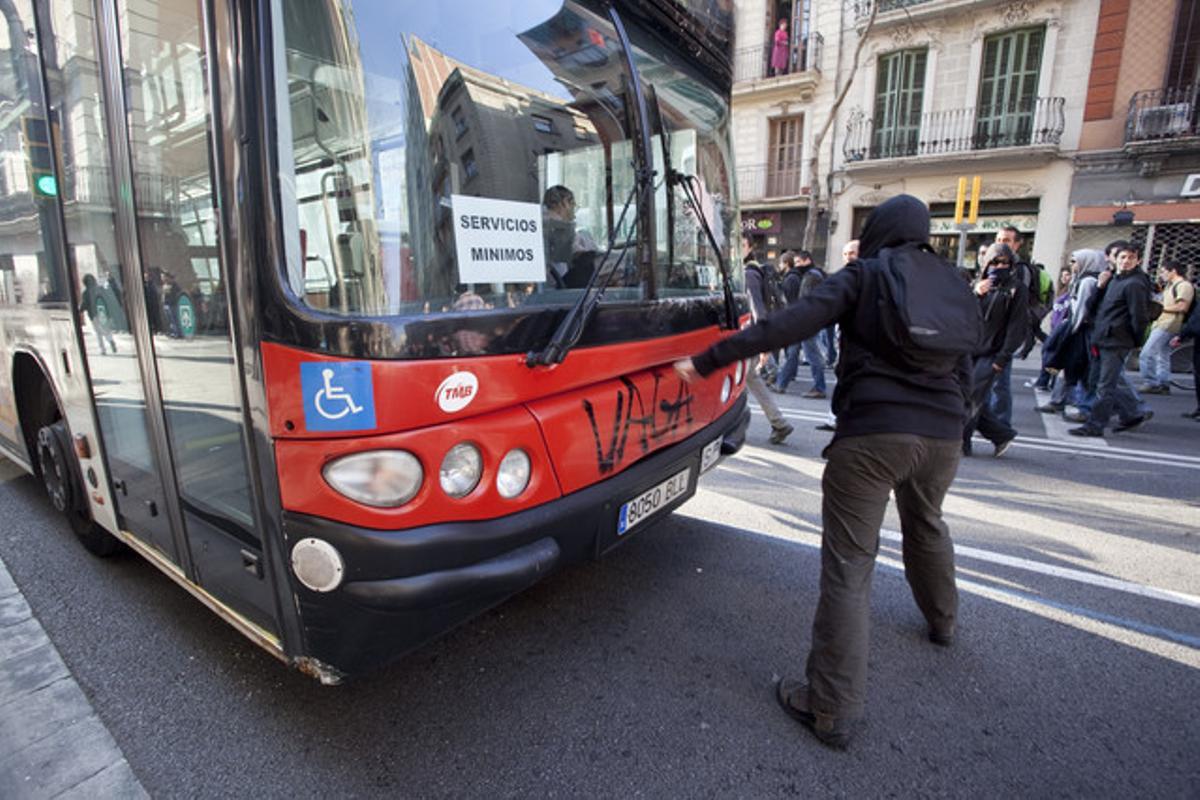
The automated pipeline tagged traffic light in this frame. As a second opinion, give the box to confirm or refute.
[21,116,58,197]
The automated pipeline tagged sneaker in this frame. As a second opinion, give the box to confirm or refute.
[768,423,794,445]
[993,437,1014,458]
[1183,409,1200,420]
[774,678,854,750]
[1063,407,1088,423]
[1068,425,1105,437]
[1137,383,1170,395]
[1114,410,1153,433]
[767,383,787,394]
[801,388,827,399]
[1036,402,1064,414]
[1023,379,1038,388]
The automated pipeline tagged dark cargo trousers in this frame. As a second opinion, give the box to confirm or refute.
[806,433,962,719]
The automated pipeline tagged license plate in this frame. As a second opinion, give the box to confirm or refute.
[700,437,722,474]
[617,468,691,536]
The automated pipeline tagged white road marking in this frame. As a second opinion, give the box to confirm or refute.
[680,488,1200,665]
[1033,387,1104,445]
[750,402,1199,469]
[878,528,1200,610]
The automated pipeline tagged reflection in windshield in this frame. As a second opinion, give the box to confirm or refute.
[274,0,736,327]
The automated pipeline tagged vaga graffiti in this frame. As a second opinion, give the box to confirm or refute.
[582,372,695,475]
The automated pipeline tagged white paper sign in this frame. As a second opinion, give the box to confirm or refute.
[451,195,546,284]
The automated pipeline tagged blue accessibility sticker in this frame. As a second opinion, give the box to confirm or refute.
[300,361,377,432]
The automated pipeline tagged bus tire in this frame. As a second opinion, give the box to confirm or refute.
[35,420,119,557]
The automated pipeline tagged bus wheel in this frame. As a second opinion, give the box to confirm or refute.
[35,421,118,557]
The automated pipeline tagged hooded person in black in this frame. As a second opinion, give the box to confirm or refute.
[961,242,1023,456]
[675,195,970,750]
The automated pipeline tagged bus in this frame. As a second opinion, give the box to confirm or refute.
[0,0,749,682]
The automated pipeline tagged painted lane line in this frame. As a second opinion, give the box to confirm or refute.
[879,528,1200,610]
[678,493,1200,666]
[688,487,1200,611]
[1033,387,1104,446]
[749,402,1200,468]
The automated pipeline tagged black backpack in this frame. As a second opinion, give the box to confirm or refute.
[760,263,787,313]
[874,244,983,370]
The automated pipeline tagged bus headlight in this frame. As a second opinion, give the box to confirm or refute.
[291,538,344,593]
[322,450,423,507]
[734,359,744,385]
[496,449,531,499]
[440,443,482,498]
[720,375,732,404]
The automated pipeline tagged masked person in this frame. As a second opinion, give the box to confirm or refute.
[674,195,974,750]
[962,242,1024,457]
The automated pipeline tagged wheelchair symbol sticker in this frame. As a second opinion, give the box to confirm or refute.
[300,362,376,432]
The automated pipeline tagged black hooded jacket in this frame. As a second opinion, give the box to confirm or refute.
[1089,268,1154,349]
[692,195,971,442]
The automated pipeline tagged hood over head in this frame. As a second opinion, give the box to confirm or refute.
[1071,248,1105,277]
[858,194,931,259]
[983,243,1015,274]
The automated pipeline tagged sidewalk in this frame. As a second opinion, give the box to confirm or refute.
[0,554,146,799]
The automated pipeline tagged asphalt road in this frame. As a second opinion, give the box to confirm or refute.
[1,363,1198,797]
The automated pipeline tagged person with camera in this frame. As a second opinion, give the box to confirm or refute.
[962,242,1024,457]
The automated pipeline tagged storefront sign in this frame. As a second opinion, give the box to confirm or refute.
[1182,174,1200,198]
[741,211,781,233]
[452,195,546,284]
[930,215,1038,235]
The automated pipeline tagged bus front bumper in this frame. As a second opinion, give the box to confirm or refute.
[281,393,749,675]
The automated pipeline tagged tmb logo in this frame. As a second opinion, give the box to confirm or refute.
[436,371,479,413]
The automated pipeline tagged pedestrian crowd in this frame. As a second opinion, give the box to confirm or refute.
[673,195,1197,752]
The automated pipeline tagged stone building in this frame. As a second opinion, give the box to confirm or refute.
[1068,0,1199,274]
[730,0,1112,273]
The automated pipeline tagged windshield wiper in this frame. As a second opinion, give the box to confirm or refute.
[650,91,739,331]
[526,5,657,368]
[525,182,641,367]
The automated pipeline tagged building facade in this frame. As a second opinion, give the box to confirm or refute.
[731,0,1123,274]
[1069,0,1199,274]
[731,0,832,263]
[828,0,1101,273]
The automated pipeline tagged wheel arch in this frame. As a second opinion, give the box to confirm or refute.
[11,347,66,477]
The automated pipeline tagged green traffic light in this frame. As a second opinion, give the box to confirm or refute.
[34,173,58,196]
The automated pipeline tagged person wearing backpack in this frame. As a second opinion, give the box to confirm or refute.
[1069,244,1155,437]
[1170,279,1200,419]
[962,243,1026,457]
[741,234,794,444]
[1138,259,1193,394]
[772,250,828,397]
[673,194,977,750]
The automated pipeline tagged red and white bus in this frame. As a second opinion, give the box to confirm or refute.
[0,0,748,681]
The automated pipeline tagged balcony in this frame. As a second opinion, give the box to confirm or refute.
[737,163,807,204]
[1122,84,1199,176]
[851,0,1010,28]
[732,33,822,102]
[842,96,1065,176]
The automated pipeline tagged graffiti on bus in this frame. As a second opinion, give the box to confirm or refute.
[582,371,695,475]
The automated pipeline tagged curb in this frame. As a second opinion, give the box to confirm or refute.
[0,554,147,799]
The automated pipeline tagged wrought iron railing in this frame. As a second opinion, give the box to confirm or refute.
[733,32,823,83]
[737,163,805,201]
[1125,84,1200,142]
[842,96,1065,161]
[852,0,936,17]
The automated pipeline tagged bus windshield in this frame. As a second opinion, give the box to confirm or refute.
[272,0,737,321]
